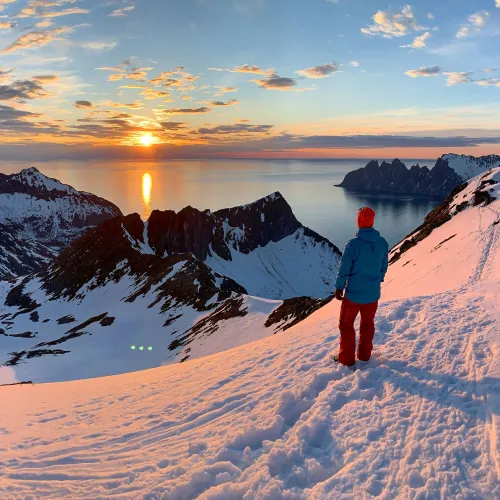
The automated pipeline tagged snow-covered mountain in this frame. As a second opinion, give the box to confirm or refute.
[1,168,499,498]
[0,167,122,279]
[0,221,57,279]
[336,154,500,197]
[0,193,340,382]
[441,153,500,181]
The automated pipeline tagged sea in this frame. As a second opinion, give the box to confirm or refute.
[0,158,442,249]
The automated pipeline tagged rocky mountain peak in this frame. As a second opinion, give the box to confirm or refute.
[336,157,463,196]
[0,167,122,278]
[8,166,74,194]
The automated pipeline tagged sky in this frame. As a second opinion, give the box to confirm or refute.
[1,0,500,160]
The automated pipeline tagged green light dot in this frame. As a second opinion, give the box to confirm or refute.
[148,346,153,351]
[139,346,144,351]
[131,345,136,350]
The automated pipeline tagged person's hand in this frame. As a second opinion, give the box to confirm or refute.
[335,289,344,301]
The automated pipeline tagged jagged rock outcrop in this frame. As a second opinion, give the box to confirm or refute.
[336,154,500,197]
[336,158,463,196]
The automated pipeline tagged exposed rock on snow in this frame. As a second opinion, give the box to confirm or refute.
[0,167,122,279]
[0,221,56,280]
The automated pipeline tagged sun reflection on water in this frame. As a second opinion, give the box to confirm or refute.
[142,172,152,220]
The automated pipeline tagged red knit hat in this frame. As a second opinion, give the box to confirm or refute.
[357,207,376,229]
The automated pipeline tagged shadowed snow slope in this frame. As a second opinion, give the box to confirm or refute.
[1,169,499,498]
[442,153,500,181]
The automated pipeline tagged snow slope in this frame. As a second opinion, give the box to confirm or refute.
[442,153,500,181]
[0,270,283,383]
[0,168,499,498]
[206,228,338,299]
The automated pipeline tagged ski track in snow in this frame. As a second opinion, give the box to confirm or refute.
[0,290,498,499]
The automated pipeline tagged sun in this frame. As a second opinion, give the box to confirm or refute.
[140,133,154,147]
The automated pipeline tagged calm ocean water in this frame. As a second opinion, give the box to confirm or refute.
[0,158,441,249]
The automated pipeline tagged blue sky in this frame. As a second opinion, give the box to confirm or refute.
[1,0,500,159]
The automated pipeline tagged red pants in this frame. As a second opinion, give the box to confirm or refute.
[338,297,378,366]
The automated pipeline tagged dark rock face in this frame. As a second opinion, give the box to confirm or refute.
[37,213,247,303]
[336,158,464,197]
[215,193,303,255]
[171,296,249,359]
[265,295,334,332]
[147,192,313,261]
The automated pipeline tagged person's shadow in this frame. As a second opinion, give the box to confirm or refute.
[379,358,500,421]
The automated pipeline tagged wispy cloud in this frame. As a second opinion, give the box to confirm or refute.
[456,11,490,38]
[109,5,135,17]
[444,72,474,86]
[401,31,432,49]
[405,66,442,78]
[74,100,93,109]
[107,70,149,82]
[0,79,49,101]
[361,5,427,38]
[214,86,238,96]
[36,7,89,18]
[210,99,239,106]
[33,75,60,83]
[252,73,297,90]
[102,100,144,109]
[0,68,13,83]
[0,0,16,13]
[476,78,500,87]
[3,26,77,53]
[197,124,273,135]
[82,41,117,51]
[296,62,338,79]
[156,106,212,116]
[208,64,271,75]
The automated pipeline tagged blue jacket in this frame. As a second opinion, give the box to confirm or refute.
[335,228,389,304]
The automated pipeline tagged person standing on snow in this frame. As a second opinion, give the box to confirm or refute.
[333,207,389,367]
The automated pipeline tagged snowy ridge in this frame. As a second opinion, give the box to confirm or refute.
[10,167,75,193]
[1,168,500,497]
[0,167,122,279]
[126,192,341,300]
[442,153,500,181]
[0,166,122,248]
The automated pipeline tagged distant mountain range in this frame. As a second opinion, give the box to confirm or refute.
[0,185,341,382]
[336,154,500,196]
[0,167,122,279]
